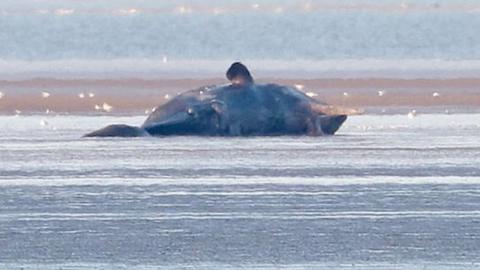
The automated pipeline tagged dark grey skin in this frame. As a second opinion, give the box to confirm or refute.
[84,63,347,137]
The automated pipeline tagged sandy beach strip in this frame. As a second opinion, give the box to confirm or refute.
[0,77,479,114]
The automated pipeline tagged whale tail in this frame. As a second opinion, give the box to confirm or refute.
[83,124,148,137]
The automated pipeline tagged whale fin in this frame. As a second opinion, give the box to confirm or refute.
[312,115,347,135]
[83,124,148,137]
[226,62,254,85]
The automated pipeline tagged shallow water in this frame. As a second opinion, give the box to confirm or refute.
[1,114,480,269]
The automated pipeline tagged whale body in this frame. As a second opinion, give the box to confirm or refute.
[84,63,348,137]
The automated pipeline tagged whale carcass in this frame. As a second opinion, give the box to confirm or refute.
[84,63,351,137]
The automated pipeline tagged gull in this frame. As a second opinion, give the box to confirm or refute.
[145,109,151,114]
[88,92,95,98]
[40,119,49,126]
[306,92,317,97]
[45,109,51,114]
[116,8,138,15]
[0,91,4,99]
[343,92,349,97]
[176,5,193,14]
[127,8,138,14]
[408,109,417,119]
[102,102,113,112]
[41,91,51,98]
[294,84,304,91]
[15,109,22,115]
[162,56,168,63]
[164,94,170,100]
[378,90,385,97]
[94,104,101,111]
[78,93,85,99]
[432,92,440,97]
[54,8,75,16]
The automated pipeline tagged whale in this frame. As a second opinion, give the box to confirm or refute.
[84,62,351,137]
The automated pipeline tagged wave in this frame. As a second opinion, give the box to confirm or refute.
[2,176,480,187]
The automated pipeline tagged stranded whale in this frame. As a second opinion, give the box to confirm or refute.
[84,62,350,137]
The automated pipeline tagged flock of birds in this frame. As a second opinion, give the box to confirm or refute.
[0,90,173,116]
[293,84,443,119]
[0,86,446,129]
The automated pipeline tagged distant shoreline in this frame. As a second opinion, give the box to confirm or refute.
[1,77,480,115]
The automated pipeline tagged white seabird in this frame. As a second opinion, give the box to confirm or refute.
[40,119,49,126]
[408,110,417,119]
[102,102,113,112]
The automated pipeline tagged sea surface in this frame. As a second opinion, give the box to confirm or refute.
[1,113,480,269]
[2,0,480,79]
[1,1,480,268]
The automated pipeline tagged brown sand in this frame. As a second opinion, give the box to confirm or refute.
[0,77,479,114]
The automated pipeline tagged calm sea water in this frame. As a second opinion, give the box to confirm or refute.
[2,0,480,60]
[1,114,480,269]
[2,0,480,79]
